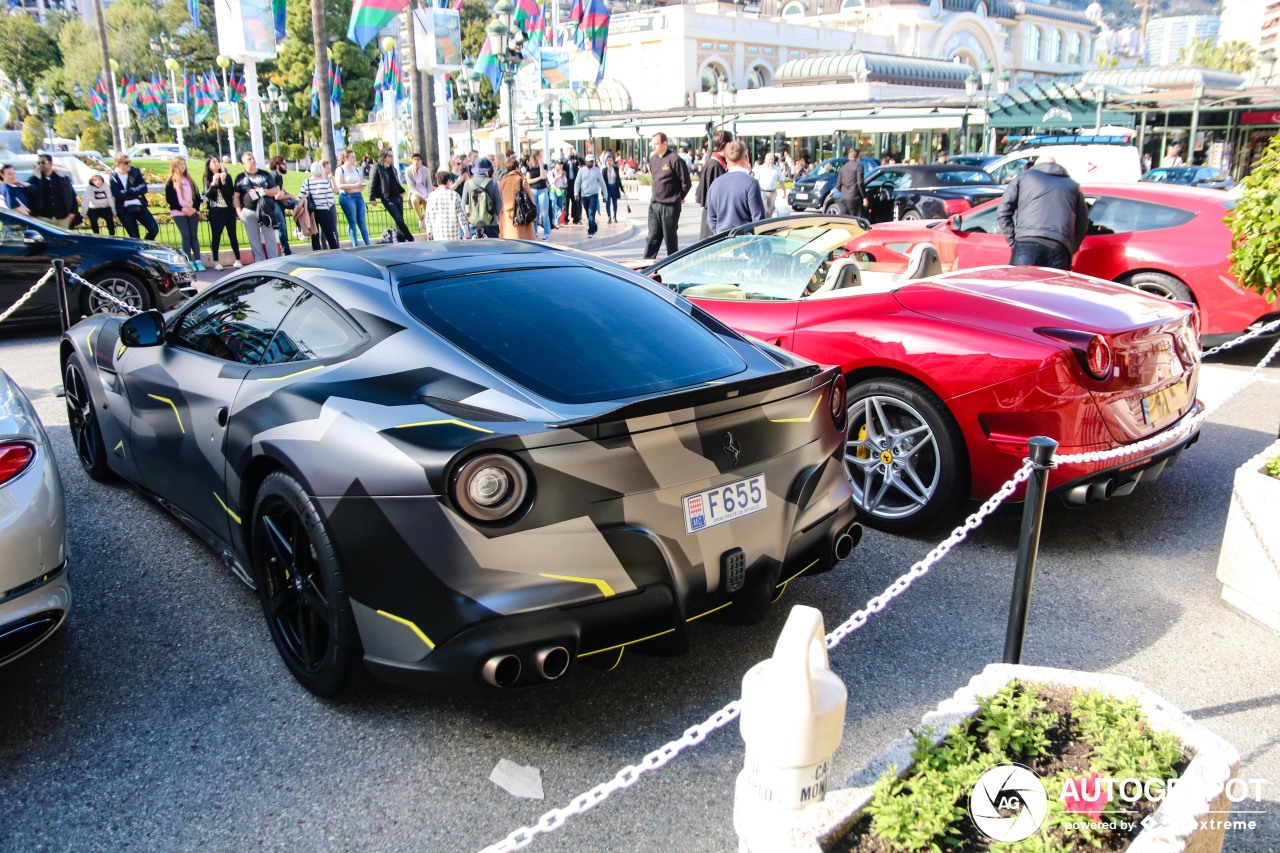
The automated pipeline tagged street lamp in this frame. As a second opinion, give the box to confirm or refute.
[1261,49,1277,81]
[711,74,737,144]
[151,32,187,153]
[265,83,289,153]
[487,0,524,156]
[216,54,238,162]
[460,57,481,155]
[34,87,52,151]
[72,82,84,105]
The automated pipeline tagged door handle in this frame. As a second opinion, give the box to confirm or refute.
[216,407,228,427]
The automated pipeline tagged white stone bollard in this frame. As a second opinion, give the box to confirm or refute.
[733,604,847,852]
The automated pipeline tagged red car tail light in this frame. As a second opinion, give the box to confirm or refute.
[942,198,971,216]
[829,374,847,431]
[0,441,35,486]
[1035,327,1113,381]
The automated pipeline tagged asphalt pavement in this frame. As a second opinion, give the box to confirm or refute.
[1,205,1278,853]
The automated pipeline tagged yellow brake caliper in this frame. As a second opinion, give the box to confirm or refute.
[855,425,870,459]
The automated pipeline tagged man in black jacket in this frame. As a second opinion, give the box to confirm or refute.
[695,130,732,239]
[835,147,866,219]
[643,132,692,259]
[996,156,1089,271]
[565,149,583,224]
[369,150,414,242]
[27,155,77,228]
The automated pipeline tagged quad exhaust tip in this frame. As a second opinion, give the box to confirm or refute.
[482,654,522,688]
[535,646,571,681]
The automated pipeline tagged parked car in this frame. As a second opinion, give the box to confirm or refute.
[61,243,858,695]
[125,143,185,159]
[4,152,115,195]
[947,154,1001,169]
[788,156,881,212]
[986,139,1141,184]
[845,183,1274,338]
[0,368,70,667]
[0,207,194,328]
[1141,166,1234,191]
[639,214,1203,532]
[863,164,1003,222]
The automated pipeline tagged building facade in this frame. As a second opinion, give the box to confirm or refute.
[1143,15,1220,68]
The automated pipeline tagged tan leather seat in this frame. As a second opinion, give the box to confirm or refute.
[901,244,942,280]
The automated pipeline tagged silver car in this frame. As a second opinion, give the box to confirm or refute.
[0,368,69,666]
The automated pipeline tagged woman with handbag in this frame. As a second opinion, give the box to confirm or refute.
[164,157,204,270]
[525,152,551,240]
[300,162,340,250]
[498,154,536,240]
[335,149,371,247]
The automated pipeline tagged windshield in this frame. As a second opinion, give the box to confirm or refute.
[814,158,846,177]
[0,206,74,236]
[400,265,746,405]
[655,222,867,301]
[933,169,997,185]
[1144,168,1196,184]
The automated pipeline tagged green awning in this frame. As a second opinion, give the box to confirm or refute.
[986,101,1134,130]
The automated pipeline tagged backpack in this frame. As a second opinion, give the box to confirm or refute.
[468,178,494,227]
[513,187,537,226]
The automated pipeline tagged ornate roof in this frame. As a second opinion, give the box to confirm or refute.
[776,49,972,88]
[1080,67,1246,92]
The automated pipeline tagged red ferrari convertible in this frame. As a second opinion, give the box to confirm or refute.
[642,215,1203,532]
[845,183,1274,338]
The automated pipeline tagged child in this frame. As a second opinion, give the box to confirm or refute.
[81,174,116,235]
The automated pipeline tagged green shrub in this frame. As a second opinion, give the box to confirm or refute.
[22,115,42,152]
[269,141,283,158]
[287,143,308,162]
[637,173,652,186]
[1266,454,1280,479]
[1228,133,1280,304]
[80,123,111,154]
[185,148,206,162]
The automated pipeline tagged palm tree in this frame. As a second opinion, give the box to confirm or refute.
[311,0,336,168]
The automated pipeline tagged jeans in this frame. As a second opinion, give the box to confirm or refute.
[311,206,340,250]
[270,200,292,255]
[550,189,565,226]
[172,213,201,264]
[1010,240,1073,271]
[604,184,620,220]
[239,208,280,263]
[583,193,600,236]
[119,204,158,240]
[87,208,115,235]
[533,187,551,239]
[644,201,681,258]
[338,192,370,246]
[384,196,414,242]
[208,206,240,265]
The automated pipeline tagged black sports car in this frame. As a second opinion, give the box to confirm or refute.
[0,207,193,327]
[61,242,858,695]
[787,156,881,213]
[864,165,1003,223]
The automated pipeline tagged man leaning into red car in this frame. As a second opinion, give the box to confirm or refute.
[996,155,1089,271]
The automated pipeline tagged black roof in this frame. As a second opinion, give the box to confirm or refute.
[875,164,994,175]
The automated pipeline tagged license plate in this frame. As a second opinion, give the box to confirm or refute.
[683,474,767,535]
[1141,378,1189,425]
[794,192,810,200]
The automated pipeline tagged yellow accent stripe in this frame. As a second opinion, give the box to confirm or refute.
[213,492,242,525]
[603,648,625,672]
[116,344,126,361]
[392,419,494,434]
[147,394,185,434]
[376,610,436,650]
[578,626,676,658]
[252,365,327,382]
[539,573,615,598]
[769,394,823,424]
[686,601,733,622]
[87,329,95,358]
[771,558,821,603]
[113,440,123,453]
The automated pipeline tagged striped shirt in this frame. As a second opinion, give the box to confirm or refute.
[425,187,470,241]
[301,177,335,210]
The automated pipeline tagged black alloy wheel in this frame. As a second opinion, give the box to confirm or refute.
[252,472,362,696]
[63,359,111,480]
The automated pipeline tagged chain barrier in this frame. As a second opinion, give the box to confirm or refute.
[480,327,1280,852]
[0,269,56,325]
[64,269,143,317]
[1201,317,1280,358]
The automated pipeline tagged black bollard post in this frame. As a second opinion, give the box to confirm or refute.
[53,259,70,334]
[1002,436,1058,665]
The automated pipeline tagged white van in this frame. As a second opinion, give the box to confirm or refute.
[986,143,1141,185]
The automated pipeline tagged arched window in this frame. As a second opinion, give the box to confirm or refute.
[840,0,864,9]
[1024,26,1041,62]
[1048,29,1063,63]
[1068,32,1082,63]
[701,64,730,93]
[746,64,772,88]
[781,1,806,16]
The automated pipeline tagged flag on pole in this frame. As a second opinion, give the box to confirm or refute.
[205,69,222,101]
[347,0,409,48]
[273,0,286,40]
[578,0,610,82]
[89,77,107,120]
[330,63,343,104]
[310,69,320,116]
[568,0,585,49]
[451,0,463,8]
[515,0,545,62]
[187,0,200,27]
[194,77,214,124]
[475,36,502,91]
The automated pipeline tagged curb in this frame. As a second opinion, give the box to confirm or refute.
[550,222,637,251]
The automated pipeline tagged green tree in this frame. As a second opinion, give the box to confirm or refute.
[1178,38,1257,74]
[22,116,43,152]
[54,109,96,141]
[0,14,61,89]
[81,122,112,153]
[452,0,498,126]
[1228,134,1280,303]
[276,0,376,147]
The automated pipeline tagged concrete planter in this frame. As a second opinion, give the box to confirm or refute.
[778,664,1240,853]
[1216,438,1280,634]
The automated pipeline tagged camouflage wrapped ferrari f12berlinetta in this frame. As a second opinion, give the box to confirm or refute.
[61,242,858,695]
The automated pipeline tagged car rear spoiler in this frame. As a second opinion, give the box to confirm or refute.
[549,363,824,431]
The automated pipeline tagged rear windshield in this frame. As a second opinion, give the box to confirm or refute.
[400,266,746,404]
[933,169,996,185]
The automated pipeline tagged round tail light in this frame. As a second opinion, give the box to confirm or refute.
[452,453,530,522]
[830,374,848,431]
[1084,335,1112,380]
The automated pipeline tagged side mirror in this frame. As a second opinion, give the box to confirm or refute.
[119,310,166,348]
[23,230,46,252]
[948,214,964,232]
